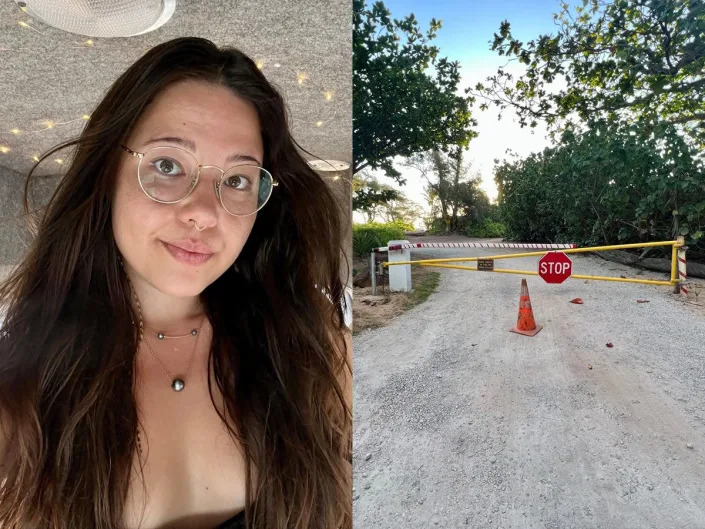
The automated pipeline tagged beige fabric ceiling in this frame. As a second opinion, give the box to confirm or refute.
[0,0,351,177]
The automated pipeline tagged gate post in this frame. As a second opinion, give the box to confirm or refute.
[388,240,412,292]
[677,243,689,296]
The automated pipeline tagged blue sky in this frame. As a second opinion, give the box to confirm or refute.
[362,0,571,221]
[380,0,564,67]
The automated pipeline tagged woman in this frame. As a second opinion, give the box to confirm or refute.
[0,37,352,529]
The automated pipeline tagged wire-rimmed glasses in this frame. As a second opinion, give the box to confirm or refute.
[121,145,277,216]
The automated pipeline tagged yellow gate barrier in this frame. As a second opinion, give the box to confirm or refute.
[384,239,687,288]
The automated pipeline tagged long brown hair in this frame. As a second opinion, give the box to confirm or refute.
[0,37,351,529]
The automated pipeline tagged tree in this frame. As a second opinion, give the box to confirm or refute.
[472,0,705,146]
[353,0,477,181]
[380,194,425,227]
[407,147,486,233]
[352,172,399,222]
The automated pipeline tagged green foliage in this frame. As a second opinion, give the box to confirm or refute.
[353,173,424,225]
[472,0,705,147]
[353,172,399,214]
[425,217,448,236]
[379,195,424,226]
[352,221,411,257]
[353,0,477,180]
[410,147,491,233]
[464,218,508,238]
[495,120,705,257]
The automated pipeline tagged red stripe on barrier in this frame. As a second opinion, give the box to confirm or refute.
[679,258,686,264]
[682,287,689,294]
[680,272,687,279]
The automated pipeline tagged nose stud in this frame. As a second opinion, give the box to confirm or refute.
[191,220,206,232]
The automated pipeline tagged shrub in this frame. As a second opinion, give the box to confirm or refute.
[464,219,507,238]
[352,221,407,257]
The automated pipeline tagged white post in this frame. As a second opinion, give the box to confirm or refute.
[387,239,412,292]
[370,251,377,295]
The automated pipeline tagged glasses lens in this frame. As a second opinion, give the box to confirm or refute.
[220,165,273,215]
[138,147,198,202]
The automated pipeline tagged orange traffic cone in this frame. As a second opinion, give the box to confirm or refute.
[510,279,542,336]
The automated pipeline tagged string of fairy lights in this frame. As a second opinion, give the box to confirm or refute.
[0,7,349,178]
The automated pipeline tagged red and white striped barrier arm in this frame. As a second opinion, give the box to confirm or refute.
[378,242,577,252]
[678,247,689,295]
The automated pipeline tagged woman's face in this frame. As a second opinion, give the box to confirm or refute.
[112,80,263,298]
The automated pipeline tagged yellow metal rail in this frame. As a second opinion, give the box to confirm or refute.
[385,240,684,287]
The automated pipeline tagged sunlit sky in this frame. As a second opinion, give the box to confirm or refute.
[359,0,569,219]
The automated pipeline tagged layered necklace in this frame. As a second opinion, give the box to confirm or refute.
[122,263,205,392]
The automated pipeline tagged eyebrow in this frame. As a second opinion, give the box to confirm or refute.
[142,136,262,165]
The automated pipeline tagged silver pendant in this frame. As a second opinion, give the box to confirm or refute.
[171,378,185,392]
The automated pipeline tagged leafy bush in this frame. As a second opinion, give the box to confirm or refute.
[352,221,408,257]
[495,121,705,259]
[464,219,507,238]
[425,217,448,236]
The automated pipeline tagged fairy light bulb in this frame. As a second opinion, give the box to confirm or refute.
[324,91,333,101]
[316,121,323,127]
[297,73,307,85]
[18,21,29,28]
[11,128,20,135]
[0,146,9,154]
[82,114,91,120]
[55,158,63,164]
[256,60,264,69]
[44,120,55,129]
[32,155,40,162]
[85,40,94,47]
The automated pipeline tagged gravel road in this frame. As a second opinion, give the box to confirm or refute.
[354,238,705,529]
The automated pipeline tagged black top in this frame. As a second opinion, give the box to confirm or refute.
[214,510,245,529]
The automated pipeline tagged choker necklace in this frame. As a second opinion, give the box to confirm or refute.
[151,329,199,340]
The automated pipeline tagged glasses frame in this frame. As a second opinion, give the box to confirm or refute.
[120,145,278,217]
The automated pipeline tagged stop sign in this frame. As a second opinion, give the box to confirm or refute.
[538,252,573,284]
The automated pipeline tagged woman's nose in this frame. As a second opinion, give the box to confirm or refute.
[177,167,223,226]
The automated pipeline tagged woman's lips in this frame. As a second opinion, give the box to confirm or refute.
[162,241,214,265]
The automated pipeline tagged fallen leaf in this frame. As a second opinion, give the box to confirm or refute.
[570,298,584,304]
[636,299,650,303]
[606,343,614,348]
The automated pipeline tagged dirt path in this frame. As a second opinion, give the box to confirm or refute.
[354,237,705,528]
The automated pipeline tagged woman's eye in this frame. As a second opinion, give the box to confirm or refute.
[153,158,183,176]
[224,174,250,190]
